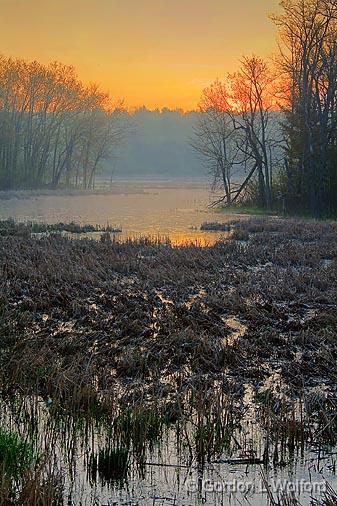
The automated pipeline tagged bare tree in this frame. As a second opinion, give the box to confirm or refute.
[271,0,337,217]
[192,80,243,205]
[193,58,280,209]
[228,56,280,209]
[0,55,126,190]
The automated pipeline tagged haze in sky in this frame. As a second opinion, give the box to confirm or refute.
[0,0,280,110]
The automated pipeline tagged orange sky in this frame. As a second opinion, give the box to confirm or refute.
[0,0,280,110]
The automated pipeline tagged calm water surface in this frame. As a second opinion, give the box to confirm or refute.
[0,182,237,244]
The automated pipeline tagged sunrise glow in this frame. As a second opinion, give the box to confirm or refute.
[0,0,280,110]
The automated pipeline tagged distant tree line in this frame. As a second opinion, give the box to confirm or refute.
[0,56,125,190]
[114,107,204,179]
[193,0,337,218]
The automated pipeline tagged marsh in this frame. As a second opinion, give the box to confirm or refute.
[1,214,337,505]
[0,180,236,246]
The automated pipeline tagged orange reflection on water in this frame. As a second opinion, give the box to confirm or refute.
[115,231,231,247]
[167,231,230,247]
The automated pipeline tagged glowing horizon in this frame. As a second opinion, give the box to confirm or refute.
[0,0,280,110]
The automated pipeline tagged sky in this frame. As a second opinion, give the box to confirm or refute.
[0,0,280,110]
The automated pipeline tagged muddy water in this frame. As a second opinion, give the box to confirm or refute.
[67,441,333,506]
[0,181,236,245]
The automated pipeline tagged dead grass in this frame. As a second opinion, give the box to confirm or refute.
[1,218,337,395]
[1,217,337,498]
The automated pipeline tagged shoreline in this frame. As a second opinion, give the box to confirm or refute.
[0,179,209,201]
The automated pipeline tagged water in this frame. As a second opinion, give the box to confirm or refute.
[1,180,336,505]
[3,395,336,506]
[0,181,235,245]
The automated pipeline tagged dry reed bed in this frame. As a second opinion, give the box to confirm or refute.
[1,217,337,503]
[0,217,337,443]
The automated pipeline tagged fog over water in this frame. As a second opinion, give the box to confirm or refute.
[0,181,235,245]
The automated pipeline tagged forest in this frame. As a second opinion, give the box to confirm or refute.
[1,0,337,220]
[193,0,337,218]
[0,57,125,190]
[113,108,204,179]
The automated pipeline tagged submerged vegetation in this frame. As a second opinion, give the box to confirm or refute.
[0,217,337,503]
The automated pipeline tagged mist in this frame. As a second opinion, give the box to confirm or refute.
[110,108,205,180]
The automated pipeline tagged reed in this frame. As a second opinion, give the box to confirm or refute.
[1,216,337,503]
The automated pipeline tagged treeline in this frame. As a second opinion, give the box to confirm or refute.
[0,56,125,190]
[276,0,337,217]
[114,107,205,179]
[194,0,337,218]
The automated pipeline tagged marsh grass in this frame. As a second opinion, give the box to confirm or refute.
[89,446,129,486]
[218,204,279,216]
[0,425,63,505]
[312,484,337,506]
[0,218,121,237]
[1,217,337,503]
[0,428,34,482]
[200,222,231,231]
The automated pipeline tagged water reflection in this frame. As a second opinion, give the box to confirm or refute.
[2,394,335,506]
[0,182,237,246]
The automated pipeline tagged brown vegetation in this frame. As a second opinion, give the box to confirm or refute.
[1,217,337,503]
[1,217,337,412]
